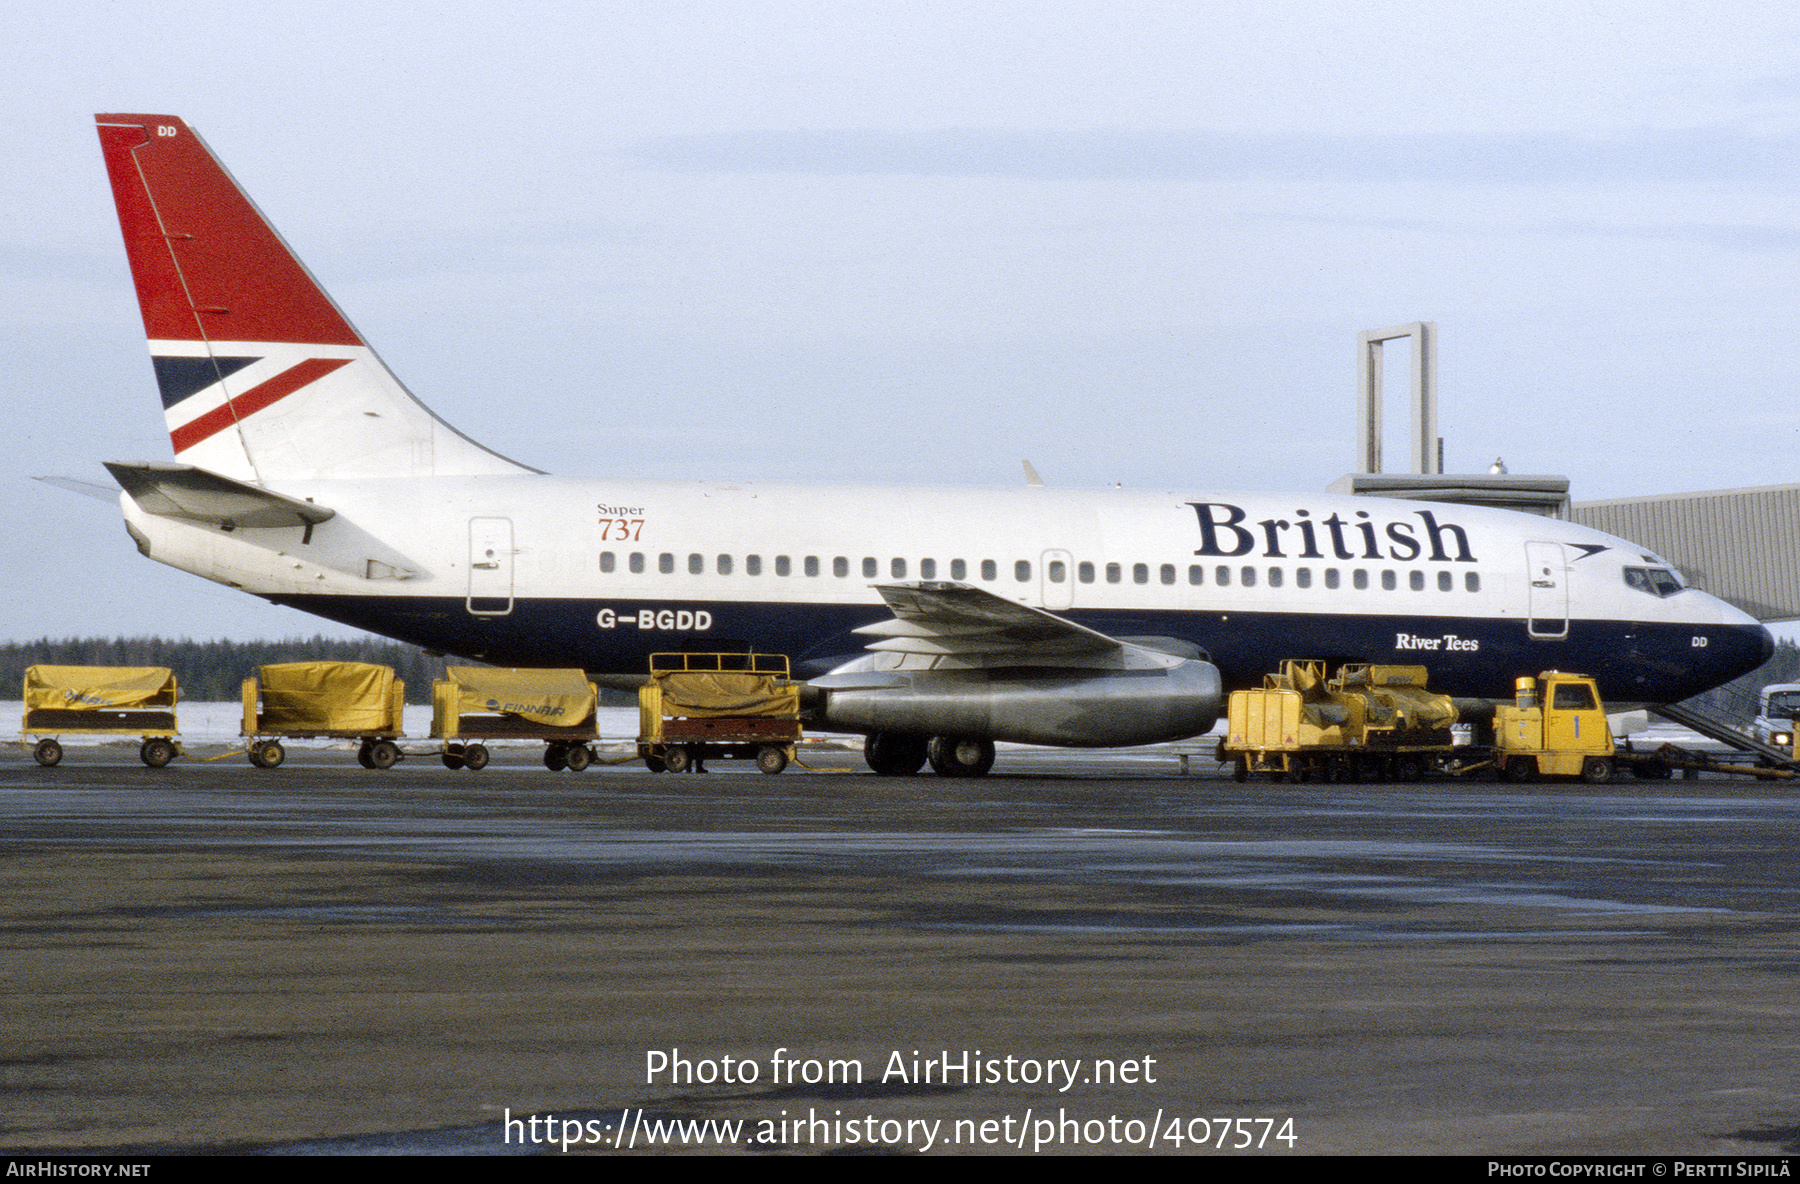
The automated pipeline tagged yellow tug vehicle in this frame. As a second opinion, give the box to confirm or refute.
[1492,671,1617,783]
[1222,660,1628,783]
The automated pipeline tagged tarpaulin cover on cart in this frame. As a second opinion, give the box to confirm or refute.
[443,667,597,726]
[256,662,398,732]
[652,671,799,718]
[24,665,177,711]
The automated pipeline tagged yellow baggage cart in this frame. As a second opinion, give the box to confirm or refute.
[242,662,406,768]
[431,667,600,770]
[22,665,181,767]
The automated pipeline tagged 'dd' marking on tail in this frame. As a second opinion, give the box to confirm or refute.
[96,113,536,481]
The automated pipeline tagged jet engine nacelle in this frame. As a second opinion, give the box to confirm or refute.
[816,658,1223,747]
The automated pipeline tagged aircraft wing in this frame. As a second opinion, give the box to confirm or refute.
[105,461,335,530]
[822,582,1187,676]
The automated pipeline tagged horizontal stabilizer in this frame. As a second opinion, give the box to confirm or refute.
[34,474,122,503]
[105,461,335,530]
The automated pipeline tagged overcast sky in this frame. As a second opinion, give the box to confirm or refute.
[5,1,1799,642]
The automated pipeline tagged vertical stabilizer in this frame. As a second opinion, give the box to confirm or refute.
[95,114,534,481]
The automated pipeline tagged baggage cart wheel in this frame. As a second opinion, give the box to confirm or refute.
[140,738,176,768]
[463,744,490,771]
[251,740,285,769]
[664,746,692,774]
[643,752,667,773]
[1581,756,1613,784]
[544,743,568,772]
[357,741,376,769]
[368,740,400,770]
[756,745,788,775]
[441,746,466,770]
[564,744,592,772]
[1232,756,1248,783]
[33,738,63,767]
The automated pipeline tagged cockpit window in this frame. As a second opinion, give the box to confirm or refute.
[1623,566,1683,597]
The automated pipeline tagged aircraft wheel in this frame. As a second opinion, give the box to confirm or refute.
[756,745,788,775]
[1581,756,1614,784]
[463,744,490,771]
[928,735,994,778]
[368,740,400,770]
[33,739,63,767]
[564,744,592,772]
[864,732,927,776]
[664,746,692,774]
[544,743,568,771]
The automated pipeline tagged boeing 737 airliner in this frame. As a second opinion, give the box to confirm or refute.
[90,114,1772,775]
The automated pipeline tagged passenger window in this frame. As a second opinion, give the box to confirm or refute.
[1381,570,1396,591]
[1188,565,1203,586]
[1241,566,1256,588]
[1465,572,1480,593]
[921,558,936,579]
[1353,569,1368,590]
[951,558,967,580]
[600,552,615,573]
[717,554,734,575]
[1267,567,1283,588]
[1296,567,1311,588]
[688,553,703,574]
[746,555,761,576]
[863,557,878,578]
[1160,564,1176,585]
[1437,571,1451,591]
[981,559,997,581]
[776,555,791,577]
[630,552,645,574]
[1410,570,1424,591]
[1015,560,1031,582]
[1216,565,1231,587]
[1048,560,1066,583]
[833,556,848,577]
[1079,562,1095,584]
[892,558,906,579]
[1106,563,1121,584]
[659,552,675,574]
[804,556,819,577]
[1133,563,1148,585]
[1324,568,1339,589]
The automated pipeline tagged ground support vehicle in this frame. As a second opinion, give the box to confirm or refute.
[1218,662,1708,784]
[1220,660,1459,782]
[638,652,801,774]
[431,667,601,771]
[22,665,182,767]
[1492,671,1619,783]
[242,662,406,769]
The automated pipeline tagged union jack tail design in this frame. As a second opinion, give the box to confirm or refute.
[95,114,531,482]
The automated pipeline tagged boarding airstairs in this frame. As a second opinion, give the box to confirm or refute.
[1636,701,1800,779]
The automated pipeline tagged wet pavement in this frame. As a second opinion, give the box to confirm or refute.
[4,745,1799,1155]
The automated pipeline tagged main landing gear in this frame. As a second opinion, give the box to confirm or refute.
[863,732,995,777]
